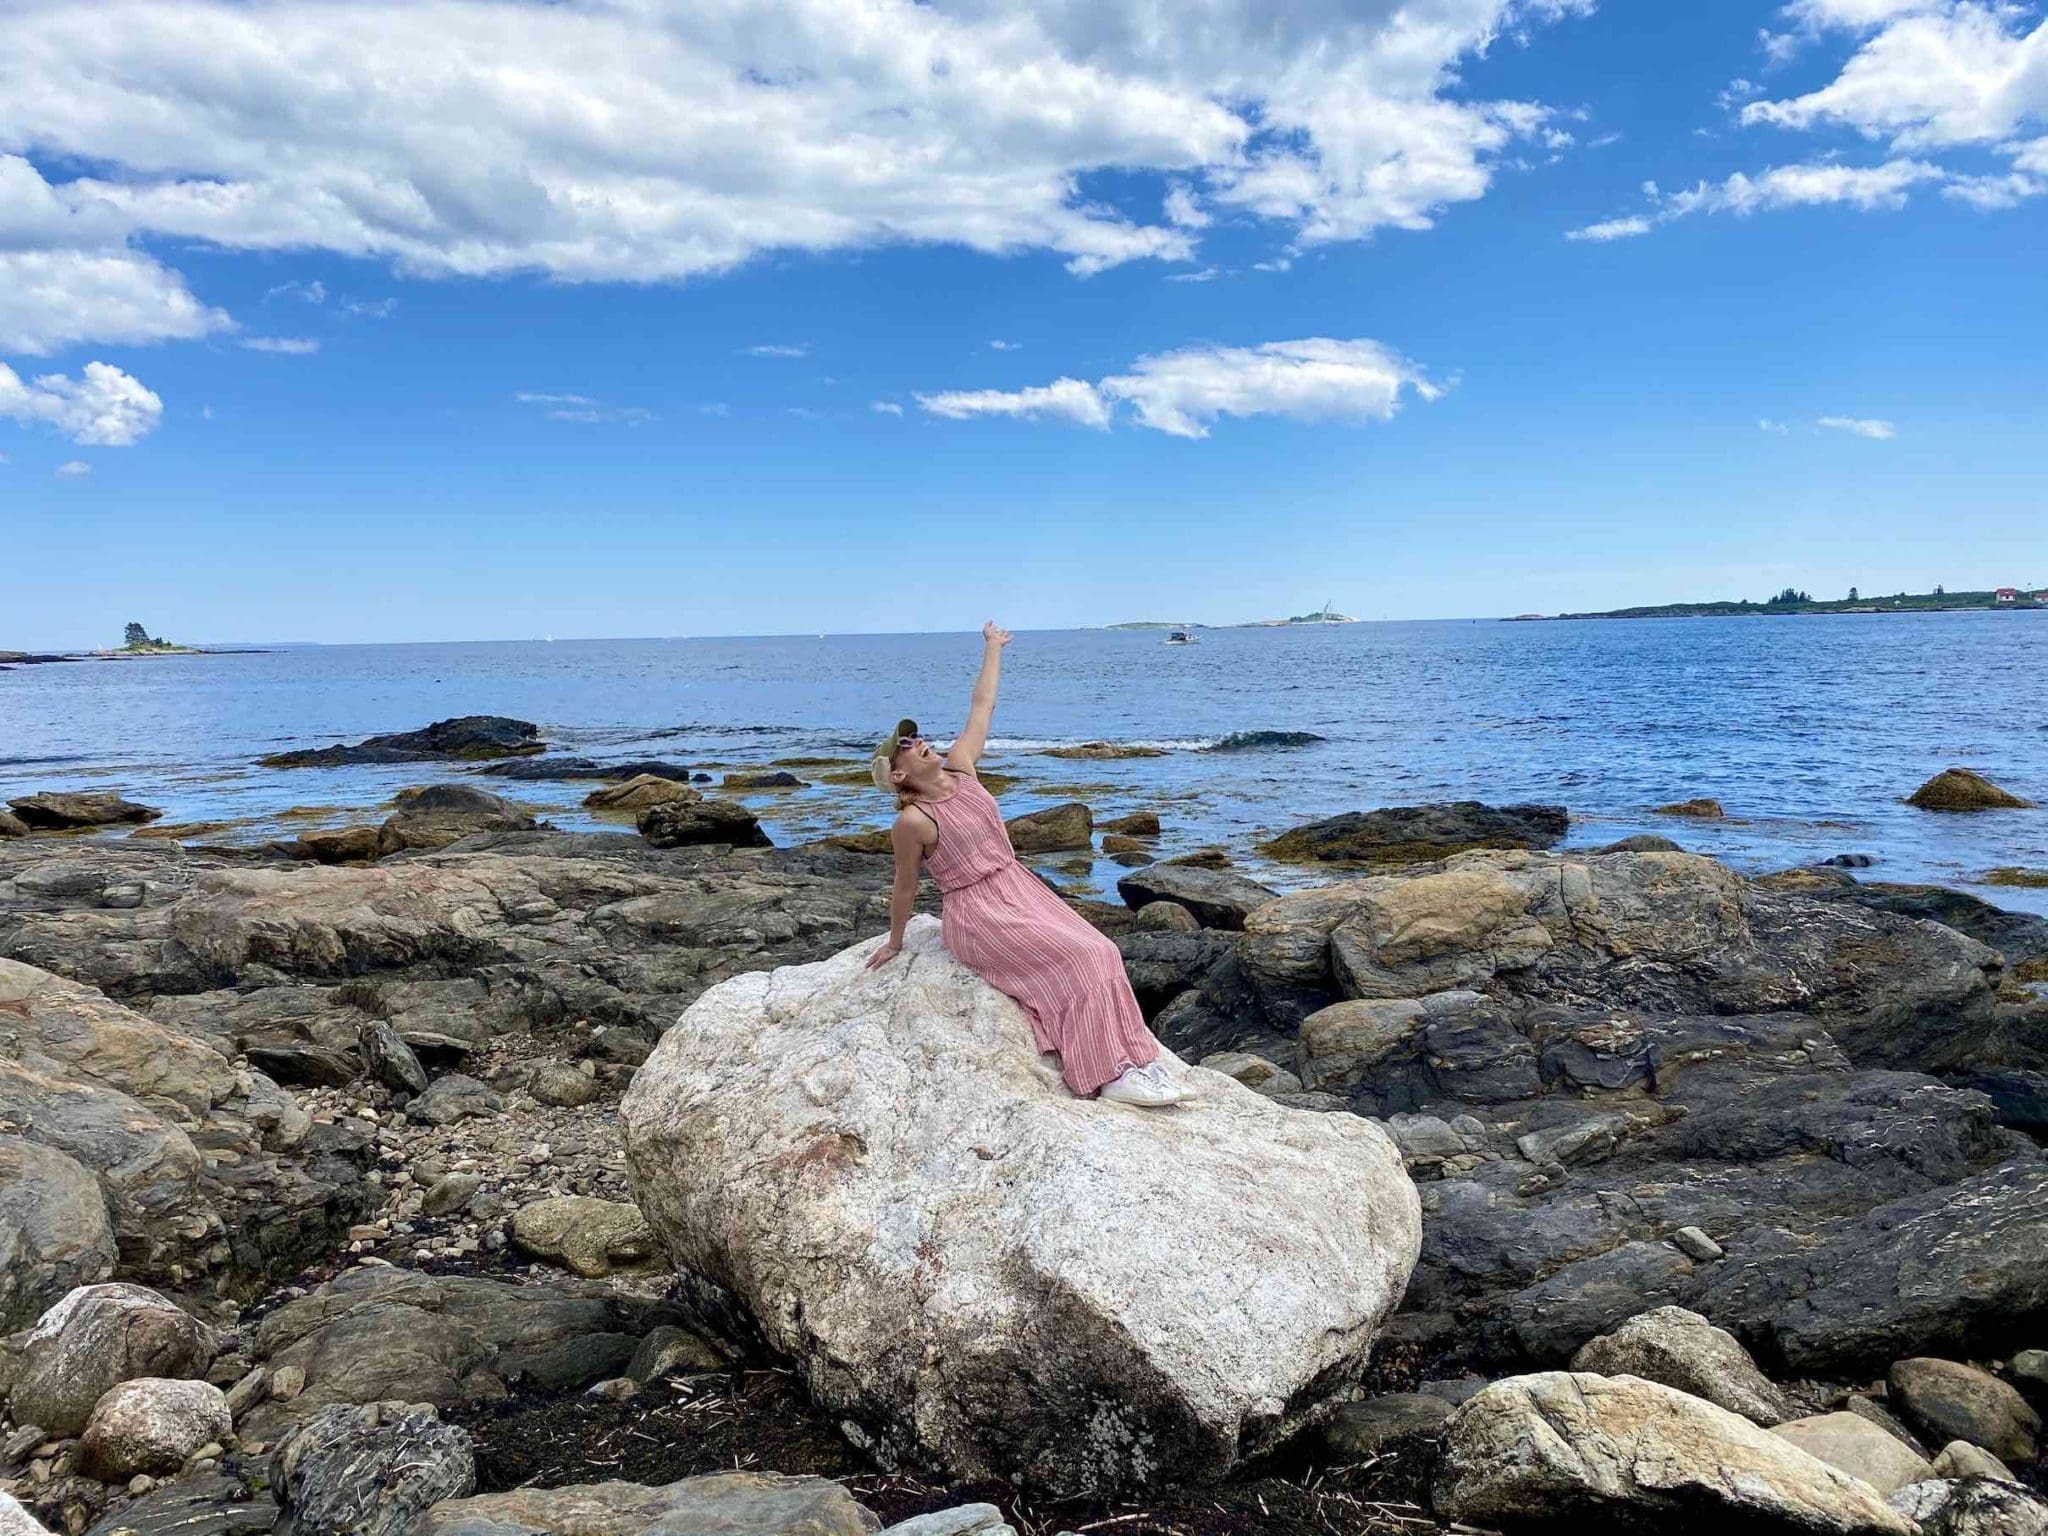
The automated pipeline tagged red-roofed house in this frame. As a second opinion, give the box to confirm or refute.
[1995,587,2021,602]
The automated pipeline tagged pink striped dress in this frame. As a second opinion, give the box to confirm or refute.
[916,767,1161,1096]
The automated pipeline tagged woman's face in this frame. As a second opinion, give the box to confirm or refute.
[894,737,938,776]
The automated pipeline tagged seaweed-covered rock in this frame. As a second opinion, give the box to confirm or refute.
[7,792,161,830]
[583,775,698,812]
[1003,802,1092,854]
[636,798,770,849]
[260,717,543,769]
[1908,770,2033,812]
[1259,802,1568,865]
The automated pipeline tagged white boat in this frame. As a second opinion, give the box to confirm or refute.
[1165,623,1197,644]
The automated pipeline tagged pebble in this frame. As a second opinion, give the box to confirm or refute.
[1672,1226,1724,1261]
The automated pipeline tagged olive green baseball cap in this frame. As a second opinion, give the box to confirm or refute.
[869,718,919,791]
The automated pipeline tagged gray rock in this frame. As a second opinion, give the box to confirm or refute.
[2011,1348,2048,1396]
[528,1061,599,1109]
[0,1494,50,1536]
[1772,1412,1936,1494]
[259,716,542,769]
[412,1473,874,1536]
[1003,802,1091,854]
[79,1378,233,1480]
[1672,1225,1724,1261]
[0,810,26,840]
[1114,864,1276,930]
[1195,1052,1302,1096]
[80,1473,278,1536]
[1569,1306,1791,1426]
[876,1506,1014,1536]
[241,1268,675,1434]
[1890,1477,2048,1536]
[272,1401,475,1536]
[1130,901,1199,933]
[1888,1358,2040,1464]
[379,786,536,854]
[1437,1373,1913,1534]
[1319,1394,1451,1460]
[407,1074,503,1126]
[0,1137,118,1332]
[420,1173,481,1217]
[361,1021,428,1095]
[10,1284,217,1436]
[625,1326,726,1385]
[1931,1442,2015,1481]
[508,1197,657,1279]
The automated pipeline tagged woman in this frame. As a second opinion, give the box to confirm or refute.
[865,622,1182,1107]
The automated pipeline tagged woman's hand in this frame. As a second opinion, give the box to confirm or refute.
[982,620,1011,648]
[865,938,903,970]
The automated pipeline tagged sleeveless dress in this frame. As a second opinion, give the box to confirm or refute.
[916,767,1161,1096]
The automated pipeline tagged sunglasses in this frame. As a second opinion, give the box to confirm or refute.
[892,736,927,760]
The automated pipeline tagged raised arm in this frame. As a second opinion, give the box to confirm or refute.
[946,621,1011,770]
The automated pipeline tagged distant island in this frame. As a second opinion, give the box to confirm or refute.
[1110,602,1359,630]
[0,623,263,668]
[1512,585,2048,621]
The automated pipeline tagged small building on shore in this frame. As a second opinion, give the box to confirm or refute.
[1994,587,2021,603]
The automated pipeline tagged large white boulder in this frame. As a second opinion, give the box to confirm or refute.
[621,915,1420,1496]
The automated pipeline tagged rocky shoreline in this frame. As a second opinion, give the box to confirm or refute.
[2,738,2045,1535]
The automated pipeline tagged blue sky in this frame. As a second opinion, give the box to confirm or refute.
[2,0,2043,647]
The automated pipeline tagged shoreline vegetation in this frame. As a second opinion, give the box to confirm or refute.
[1510,585,2048,621]
[1,622,265,667]
[1110,607,1359,630]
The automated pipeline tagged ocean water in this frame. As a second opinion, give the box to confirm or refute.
[4,614,2046,914]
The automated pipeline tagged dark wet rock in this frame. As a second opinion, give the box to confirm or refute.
[1908,769,2033,812]
[1804,880,2048,974]
[1887,1358,2040,1464]
[413,1473,876,1536]
[637,798,770,849]
[1114,864,1275,930]
[1130,900,1198,933]
[1099,811,1161,836]
[0,1138,118,1332]
[1953,1070,2048,1134]
[10,1283,217,1436]
[1113,929,1239,1018]
[1003,802,1091,854]
[0,811,28,839]
[1318,1393,1451,1460]
[241,1267,681,1437]
[1823,853,1878,868]
[1656,798,1726,819]
[378,786,536,854]
[1597,834,1684,853]
[720,770,805,790]
[259,717,543,769]
[1259,802,1568,865]
[7,793,162,830]
[291,827,382,865]
[272,1401,475,1536]
[1201,730,1325,751]
[475,757,694,782]
[625,1325,726,1384]
[80,1473,277,1536]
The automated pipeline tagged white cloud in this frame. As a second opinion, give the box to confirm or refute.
[988,340,1021,351]
[918,336,1440,439]
[1817,414,1897,438]
[55,459,91,477]
[342,297,398,319]
[916,377,1112,429]
[0,0,1593,343]
[870,400,904,416]
[1760,417,1792,433]
[0,360,164,445]
[240,336,320,354]
[513,390,651,424]
[1165,265,1226,280]
[1565,214,1653,241]
[743,344,811,359]
[0,245,231,357]
[265,278,325,304]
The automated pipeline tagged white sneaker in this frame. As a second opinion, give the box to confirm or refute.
[1099,1063,1183,1107]
[1136,1060,1198,1103]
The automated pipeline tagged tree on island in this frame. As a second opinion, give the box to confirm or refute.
[1768,587,1812,605]
[122,621,167,650]
[1848,586,1859,602]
